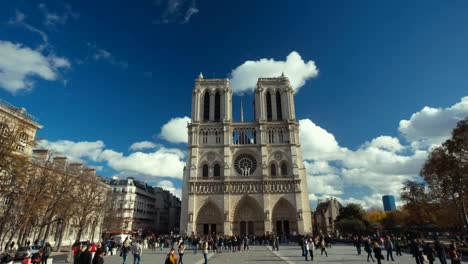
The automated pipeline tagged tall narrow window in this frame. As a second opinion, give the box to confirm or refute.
[213,164,221,177]
[203,91,210,121]
[281,163,288,176]
[202,164,209,177]
[270,163,276,177]
[266,91,272,121]
[276,91,282,121]
[214,92,221,121]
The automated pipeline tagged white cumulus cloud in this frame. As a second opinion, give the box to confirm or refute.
[399,96,468,149]
[159,116,190,144]
[229,51,318,94]
[0,40,70,93]
[157,180,182,198]
[129,141,158,151]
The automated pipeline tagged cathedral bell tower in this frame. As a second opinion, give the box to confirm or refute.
[181,73,312,236]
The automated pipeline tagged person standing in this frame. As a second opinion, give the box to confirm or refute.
[434,240,447,264]
[92,250,104,264]
[178,241,185,264]
[131,241,142,264]
[77,245,92,264]
[120,239,131,264]
[448,243,461,264]
[394,237,402,256]
[364,238,375,262]
[203,239,209,264]
[304,239,309,261]
[41,242,52,264]
[410,240,424,264]
[384,236,395,261]
[308,238,314,261]
[274,235,279,251]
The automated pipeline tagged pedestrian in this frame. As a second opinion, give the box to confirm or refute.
[178,241,185,264]
[434,239,447,264]
[320,238,327,257]
[41,242,52,264]
[373,242,384,264]
[410,239,424,264]
[92,250,104,264]
[423,242,435,264]
[300,237,305,257]
[394,237,402,256]
[274,235,279,251]
[384,236,395,261]
[355,236,362,255]
[164,248,177,264]
[192,236,198,255]
[448,242,462,264]
[304,239,309,261]
[203,239,209,264]
[77,245,92,264]
[364,238,375,262]
[120,239,131,264]
[131,241,142,264]
[308,238,314,261]
[244,236,249,251]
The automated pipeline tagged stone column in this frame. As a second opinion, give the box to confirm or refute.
[209,92,215,121]
[271,91,277,121]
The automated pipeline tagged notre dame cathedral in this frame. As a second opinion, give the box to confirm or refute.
[180,73,312,236]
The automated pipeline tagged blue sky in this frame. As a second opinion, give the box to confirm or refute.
[1,0,468,209]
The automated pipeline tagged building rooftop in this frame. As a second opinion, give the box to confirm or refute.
[0,99,41,126]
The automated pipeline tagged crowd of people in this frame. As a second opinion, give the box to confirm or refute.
[348,235,463,264]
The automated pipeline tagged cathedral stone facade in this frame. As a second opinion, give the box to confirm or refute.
[180,74,312,236]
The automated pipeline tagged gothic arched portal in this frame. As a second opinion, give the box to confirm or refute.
[271,198,297,236]
[232,196,264,235]
[196,200,223,235]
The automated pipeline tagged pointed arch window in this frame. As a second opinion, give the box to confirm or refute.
[281,162,288,176]
[276,91,282,121]
[270,163,277,177]
[213,164,221,177]
[214,91,221,121]
[202,164,209,177]
[203,91,210,121]
[266,91,272,121]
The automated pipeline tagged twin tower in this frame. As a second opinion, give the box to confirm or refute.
[180,74,312,236]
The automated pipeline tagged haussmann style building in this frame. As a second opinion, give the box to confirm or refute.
[180,74,312,236]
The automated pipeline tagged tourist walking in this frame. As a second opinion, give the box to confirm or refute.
[410,240,424,264]
[274,235,280,251]
[41,242,52,264]
[131,241,142,264]
[364,238,375,262]
[164,248,177,264]
[423,242,435,264]
[320,238,328,257]
[304,239,310,261]
[434,240,448,264]
[203,239,209,264]
[178,241,185,264]
[120,239,131,264]
[384,236,395,261]
[373,242,384,264]
[355,236,362,255]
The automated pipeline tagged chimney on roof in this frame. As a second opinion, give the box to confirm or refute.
[69,162,83,174]
[83,168,96,177]
[53,157,67,171]
[32,149,48,162]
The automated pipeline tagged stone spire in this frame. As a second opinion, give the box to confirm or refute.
[240,99,244,122]
[198,72,204,79]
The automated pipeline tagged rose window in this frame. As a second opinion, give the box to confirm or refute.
[234,154,257,176]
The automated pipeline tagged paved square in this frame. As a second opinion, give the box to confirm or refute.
[51,244,419,264]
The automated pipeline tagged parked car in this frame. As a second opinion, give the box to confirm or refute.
[14,246,40,260]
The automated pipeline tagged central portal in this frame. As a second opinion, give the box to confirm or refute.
[232,196,264,235]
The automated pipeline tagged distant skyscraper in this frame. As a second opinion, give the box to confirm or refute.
[382,195,396,211]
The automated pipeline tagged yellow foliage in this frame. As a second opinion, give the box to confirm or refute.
[366,210,387,223]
